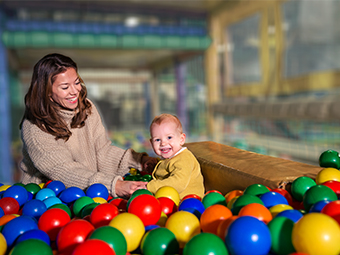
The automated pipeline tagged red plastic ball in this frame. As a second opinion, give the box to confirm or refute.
[322,180,340,198]
[109,198,128,213]
[56,219,95,254]
[182,194,202,202]
[38,208,71,241]
[271,188,294,205]
[72,239,116,255]
[90,203,119,228]
[158,197,178,217]
[0,197,20,215]
[205,190,223,195]
[321,200,340,224]
[128,194,162,226]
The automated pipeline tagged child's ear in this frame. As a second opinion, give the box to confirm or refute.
[180,133,186,146]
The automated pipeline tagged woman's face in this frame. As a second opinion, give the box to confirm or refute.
[51,68,82,110]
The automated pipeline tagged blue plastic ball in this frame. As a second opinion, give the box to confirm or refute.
[58,186,85,204]
[0,207,4,218]
[35,188,56,201]
[46,180,66,196]
[276,209,304,223]
[22,199,47,221]
[2,185,29,207]
[225,216,271,255]
[16,229,51,246]
[86,183,109,200]
[2,215,38,247]
[260,191,288,208]
[179,198,205,215]
[43,196,63,208]
[309,199,331,213]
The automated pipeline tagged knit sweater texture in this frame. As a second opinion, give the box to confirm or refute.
[20,100,144,196]
[147,148,205,199]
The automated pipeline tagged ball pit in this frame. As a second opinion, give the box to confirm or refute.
[1,151,340,255]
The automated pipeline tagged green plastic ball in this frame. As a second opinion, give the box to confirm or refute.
[72,196,95,217]
[141,227,179,255]
[291,176,316,202]
[243,184,270,197]
[202,192,227,208]
[267,216,296,255]
[80,202,99,218]
[231,194,264,215]
[10,238,53,255]
[24,183,42,196]
[303,185,338,211]
[49,203,72,218]
[319,150,340,169]
[183,232,229,255]
[89,226,127,255]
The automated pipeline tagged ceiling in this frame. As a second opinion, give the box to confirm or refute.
[2,0,228,71]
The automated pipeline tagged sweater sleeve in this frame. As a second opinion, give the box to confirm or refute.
[147,152,194,195]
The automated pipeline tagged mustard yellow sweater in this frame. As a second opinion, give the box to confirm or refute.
[20,100,144,196]
[147,148,205,199]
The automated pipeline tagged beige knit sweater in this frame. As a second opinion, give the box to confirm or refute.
[20,100,145,196]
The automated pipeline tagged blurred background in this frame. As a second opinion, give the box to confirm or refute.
[1,0,340,183]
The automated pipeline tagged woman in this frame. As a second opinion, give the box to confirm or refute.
[19,53,157,198]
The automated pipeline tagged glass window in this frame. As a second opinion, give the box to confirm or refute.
[282,0,340,77]
[225,13,262,85]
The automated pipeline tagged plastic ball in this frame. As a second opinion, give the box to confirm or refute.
[183,232,228,255]
[309,200,330,213]
[216,215,239,240]
[165,211,201,249]
[128,194,161,226]
[2,215,38,248]
[9,238,53,255]
[15,228,51,246]
[38,208,71,241]
[2,185,29,207]
[321,200,340,224]
[56,219,95,254]
[80,202,99,218]
[316,167,340,184]
[319,150,340,169]
[271,188,294,205]
[140,227,179,255]
[86,183,109,200]
[22,199,47,221]
[321,180,340,197]
[268,216,295,255]
[90,203,119,228]
[58,186,85,204]
[260,191,288,208]
[276,209,304,223]
[243,183,270,197]
[109,212,145,252]
[158,196,178,217]
[225,190,243,204]
[292,213,340,255]
[46,180,66,196]
[89,226,127,255]
[0,233,7,255]
[92,197,108,204]
[72,196,95,217]
[200,204,232,234]
[0,185,10,192]
[182,194,202,201]
[24,183,41,196]
[225,216,271,255]
[43,196,62,209]
[178,198,205,215]
[71,239,115,255]
[303,184,337,211]
[231,194,264,215]
[49,203,72,218]
[269,204,294,217]
[109,198,128,213]
[155,186,180,206]
[238,203,272,223]
[35,188,56,201]
[128,189,153,206]
[0,197,20,215]
[202,192,227,208]
[291,176,316,202]
[0,214,18,226]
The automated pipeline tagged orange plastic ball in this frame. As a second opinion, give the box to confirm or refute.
[238,203,272,223]
[200,204,232,235]
[225,190,244,203]
[216,215,239,240]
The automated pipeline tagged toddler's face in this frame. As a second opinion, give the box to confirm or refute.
[150,121,186,158]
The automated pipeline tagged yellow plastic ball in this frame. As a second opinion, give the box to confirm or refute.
[165,211,201,248]
[92,197,107,204]
[109,212,145,252]
[155,186,180,206]
[156,211,168,227]
[0,185,11,192]
[316,167,340,184]
[38,183,45,189]
[292,213,340,255]
[0,233,7,255]
[227,196,239,210]
[269,204,293,217]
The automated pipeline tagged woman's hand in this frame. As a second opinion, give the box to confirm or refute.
[141,156,158,173]
[115,179,148,198]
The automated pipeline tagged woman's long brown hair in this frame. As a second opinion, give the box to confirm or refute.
[20,53,92,141]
